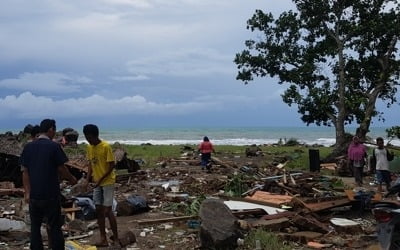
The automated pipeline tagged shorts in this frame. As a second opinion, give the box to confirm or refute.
[93,184,115,207]
[376,170,391,185]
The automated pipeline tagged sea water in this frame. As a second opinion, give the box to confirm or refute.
[72,127,400,147]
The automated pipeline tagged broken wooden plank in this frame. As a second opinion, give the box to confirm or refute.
[251,217,290,231]
[66,231,94,240]
[63,206,81,221]
[0,188,24,196]
[65,160,88,172]
[320,163,337,171]
[292,215,330,233]
[301,198,351,212]
[131,209,268,226]
[131,215,198,225]
[261,172,303,180]
[245,190,293,206]
[62,207,81,213]
[116,171,146,182]
[211,156,236,168]
[231,209,267,216]
[241,184,263,196]
[0,181,15,189]
[169,159,199,163]
[261,211,296,220]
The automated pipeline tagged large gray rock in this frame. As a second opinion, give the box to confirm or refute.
[199,199,242,250]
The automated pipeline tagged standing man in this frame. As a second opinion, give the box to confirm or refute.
[20,119,77,250]
[373,137,394,193]
[347,136,368,186]
[83,124,119,247]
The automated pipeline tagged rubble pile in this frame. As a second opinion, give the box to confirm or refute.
[0,131,393,249]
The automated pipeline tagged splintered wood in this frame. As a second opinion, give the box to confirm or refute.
[245,191,293,207]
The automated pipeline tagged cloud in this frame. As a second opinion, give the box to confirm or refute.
[110,75,149,81]
[126,48,233,77]
[0,92,216,119]
[0,89,283,121]
[100,0,152,8]
[0,72,92,94]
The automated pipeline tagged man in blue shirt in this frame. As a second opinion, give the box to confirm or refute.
[20,119,77,250]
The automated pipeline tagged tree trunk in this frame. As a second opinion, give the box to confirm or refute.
[330,27,349,160]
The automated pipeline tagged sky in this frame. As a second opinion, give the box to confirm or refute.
[0,0,398,131]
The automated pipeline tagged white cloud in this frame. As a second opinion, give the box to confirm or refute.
[59,12,122,31]
[126,48,233,77]
[0,72,92,94]
[0,92,215,119]
[110,75,149,81]
[0,90,283,121]
[100,0,152,8]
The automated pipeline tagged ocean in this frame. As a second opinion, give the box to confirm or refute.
[70,127,399,147]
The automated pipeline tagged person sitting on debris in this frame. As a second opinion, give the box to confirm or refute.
[20,119,77,250]
[198,136,216,171]
[347,136,368,186]
[372,137,394,193]
[83,124,120,247]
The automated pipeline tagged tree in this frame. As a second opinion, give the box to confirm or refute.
[386,126,400,145]
[235,0,400,155]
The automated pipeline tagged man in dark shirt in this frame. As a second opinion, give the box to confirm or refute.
[20,119,77,250]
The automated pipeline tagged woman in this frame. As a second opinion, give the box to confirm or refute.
[347,136,368,186]
[198,136,215,171]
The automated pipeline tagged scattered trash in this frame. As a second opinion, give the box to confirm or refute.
[0,218,27,232]
[65,240,96,250]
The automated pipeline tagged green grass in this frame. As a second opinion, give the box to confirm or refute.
[108,143,333,170]
[254,145,333,170]
[240,228,293,250]
[115,144,186,168]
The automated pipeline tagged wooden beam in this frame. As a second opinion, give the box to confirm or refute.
[131,215,198,225]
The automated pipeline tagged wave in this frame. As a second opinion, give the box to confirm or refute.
[73,127,400,147]
[78,137,396,147]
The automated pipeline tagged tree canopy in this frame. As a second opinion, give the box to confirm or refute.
[235,0,400,153]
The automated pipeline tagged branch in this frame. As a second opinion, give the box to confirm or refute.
[377,35,398,69]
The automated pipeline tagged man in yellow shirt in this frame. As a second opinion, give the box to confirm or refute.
[83,124,119,247]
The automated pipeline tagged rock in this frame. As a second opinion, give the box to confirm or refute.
[245,145,262,157]
[199,199,242,249]
[116,201,134,216]
[119,230,136,247]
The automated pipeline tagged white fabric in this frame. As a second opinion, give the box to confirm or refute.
[375,148,390,171]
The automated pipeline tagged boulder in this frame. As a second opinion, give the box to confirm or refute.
[199,199,242,250]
